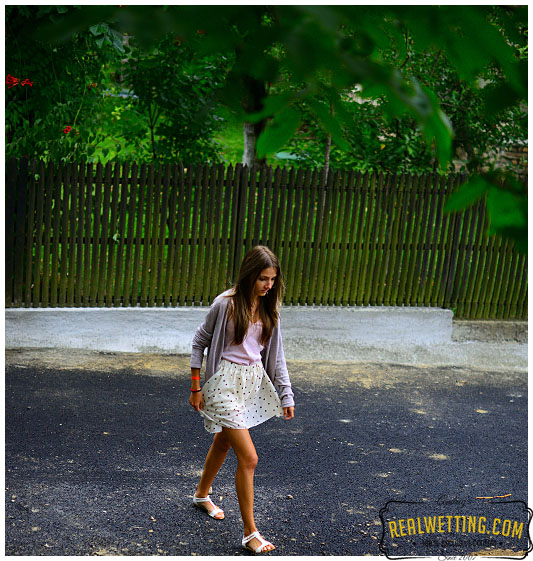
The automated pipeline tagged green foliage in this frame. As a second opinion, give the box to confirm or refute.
[18,5,527,169]
[213,105,299,167]
[280,92,438,173]
[6,6,231,165]
[377,28,527,176]
[444,170,527,253]
[6,6,122,163]
[256,106,301,159]
[8,5,528,252]
[29,5,518,166]
[89,22,126,53]
[270,6,527,178]
[119,34,232,164]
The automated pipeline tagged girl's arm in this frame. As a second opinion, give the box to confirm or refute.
[190,367,201,391]
[272,320,295,408]
[190,296,223,370]
[189,366,204,410]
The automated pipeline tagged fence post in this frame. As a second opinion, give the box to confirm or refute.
[13,157,29,307]
[232,163,248,282]
[5,158,18,307]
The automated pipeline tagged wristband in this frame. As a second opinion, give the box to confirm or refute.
[191,388,202,392]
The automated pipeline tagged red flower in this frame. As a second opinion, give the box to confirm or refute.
[6,74,19,88]
[21,78,33,87]
[63,126,72,134]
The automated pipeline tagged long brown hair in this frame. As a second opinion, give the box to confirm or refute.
[224,245,285,346]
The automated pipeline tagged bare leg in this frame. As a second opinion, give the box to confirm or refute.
[222,427,275,552]
[195,431,231,519]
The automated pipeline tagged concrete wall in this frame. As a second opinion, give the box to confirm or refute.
[5,306,527,372]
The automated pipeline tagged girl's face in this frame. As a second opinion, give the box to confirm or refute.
[253,267,277,299]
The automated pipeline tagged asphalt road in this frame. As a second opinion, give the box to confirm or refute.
[5,351,527,556]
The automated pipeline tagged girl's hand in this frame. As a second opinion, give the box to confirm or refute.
[190,391,204,411]
[283,406,294,420]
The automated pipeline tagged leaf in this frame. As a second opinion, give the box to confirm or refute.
[444,176,489,212]
[113,39,125,54]
[454,7,525,96]
[110,28,124,42]
[506,229,527,254]
[394,79,453,169]
[307,98,351,152]
[481,82,521,119]
[486,186,526,231]
[243,92,294,124]
[95,36,105,49]
[256,106,300,158]
[445,173,528,253]
[422,108,453,170]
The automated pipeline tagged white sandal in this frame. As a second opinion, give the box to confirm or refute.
[192,494,224,519]
[242,531,275,554]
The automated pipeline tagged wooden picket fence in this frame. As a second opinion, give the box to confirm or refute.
[5,157,528,319]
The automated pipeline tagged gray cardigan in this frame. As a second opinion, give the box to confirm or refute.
[190,289,295,408]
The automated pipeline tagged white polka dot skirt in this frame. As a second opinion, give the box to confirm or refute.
[199,358,284,433]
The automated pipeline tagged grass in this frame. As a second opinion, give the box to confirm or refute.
[213,105,245,164]
[214,105,297,168]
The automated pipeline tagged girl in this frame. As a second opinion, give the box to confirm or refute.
[189,245,295,554]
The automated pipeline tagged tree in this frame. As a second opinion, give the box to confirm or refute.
[119,33,232,164]
[18,5,530,252]
[5,6,232,165]
[5,6,120,162]
[280,14,527,176]
[25,5,528,166]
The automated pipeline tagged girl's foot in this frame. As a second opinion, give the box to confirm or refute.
[193,493,225,519]
[243,530,275,553]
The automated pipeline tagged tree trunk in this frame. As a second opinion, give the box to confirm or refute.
[242,120,268,168]
[240,74,268,168]
[323,100,334,181]
[242,123,257,167]
[324,134,332,180]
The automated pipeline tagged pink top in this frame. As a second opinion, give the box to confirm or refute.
[220,317,264,365]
